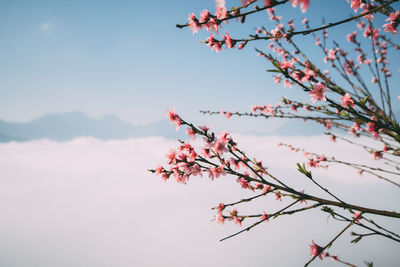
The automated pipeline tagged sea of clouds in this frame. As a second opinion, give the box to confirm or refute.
[0,134,398,266]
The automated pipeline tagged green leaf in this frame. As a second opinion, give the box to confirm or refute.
[266,69,281,73]
[361,96,369,106]
[321,206,334,214]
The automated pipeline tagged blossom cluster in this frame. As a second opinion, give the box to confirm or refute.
[154,109,317,230]
[383,11,399,34]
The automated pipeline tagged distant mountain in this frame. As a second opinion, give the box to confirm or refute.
[0,112,185,142]
[0,111,333,142]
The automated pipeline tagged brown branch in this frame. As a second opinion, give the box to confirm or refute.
[220,199,300,241]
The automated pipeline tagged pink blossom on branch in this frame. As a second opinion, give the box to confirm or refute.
[353,211,362,222]
[215,6,228,20]
[350,0,362,13]
[187,13,201,34]
[308,82,327,103]
[289,0,310,13]
[186,127,196,140]
[309,240,324,260]
[339,93,355,108]
[222,32,235,48]
[260,212,269,222]
[206,34,222,52]
[383,11,400,35]
[166,107,182,131]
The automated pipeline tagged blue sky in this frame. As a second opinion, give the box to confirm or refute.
[0,0,399,128]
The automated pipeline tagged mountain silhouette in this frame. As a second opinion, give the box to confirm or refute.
[0,111,337,142]
[0,112,185,142]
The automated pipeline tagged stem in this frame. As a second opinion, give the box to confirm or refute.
[304,220,355,266]
[220,200,300,241]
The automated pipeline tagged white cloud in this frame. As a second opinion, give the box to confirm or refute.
[0,136,398,266]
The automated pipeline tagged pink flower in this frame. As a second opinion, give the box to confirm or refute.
[280,60,294,70]
[299,190,307,204]
[350,0,362,13]
[191,164,202,176]
[214,140,228,154]
[290,0,310,13]
[308,82,327,103]
[219,130,231,143]
[262,185,271,193]
[223,32,234,48]
[353,211,362,222]
[283,79,293,88]
[166,149,177,165]
[216,203,225,212]
[233,216,242,227]
[237,177,251,190]
[166,107,182,131]
[161,173,169,181]
[324,49,336,62]
[155,165,164,175]
[172,167,187,184]
[260,212,269,222]
[206,17,219,33]
[187,13,201,34]
[347,31,357,43]
[372,151,383,160]
[206,34,222,52]
[339,93,355,108]
[215,6,228,20]
[199,125,210,133]
[349,122,361,136]
[230,209,238,217]
[309,240,324,260]
[366,122,380,139]
[186,127,196,140]
[383,145,388,154]
[208,166,226,180]
[307,158,318,168]
[315,36,321,46]
[228,209,243,227]
[216,211,225,224]
[199,9,211,23]
[201,148,211,158]
[273,74,281,84]
[238,41,247,50]
[383,11,399,35]
[363,25,380,40]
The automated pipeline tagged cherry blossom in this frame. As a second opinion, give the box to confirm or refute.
[308,82,327,103]
[339,93,355,108]
[353,211,362,222]
[309,240,324,260]
[290,0,310,13]
[383,11,399,35]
